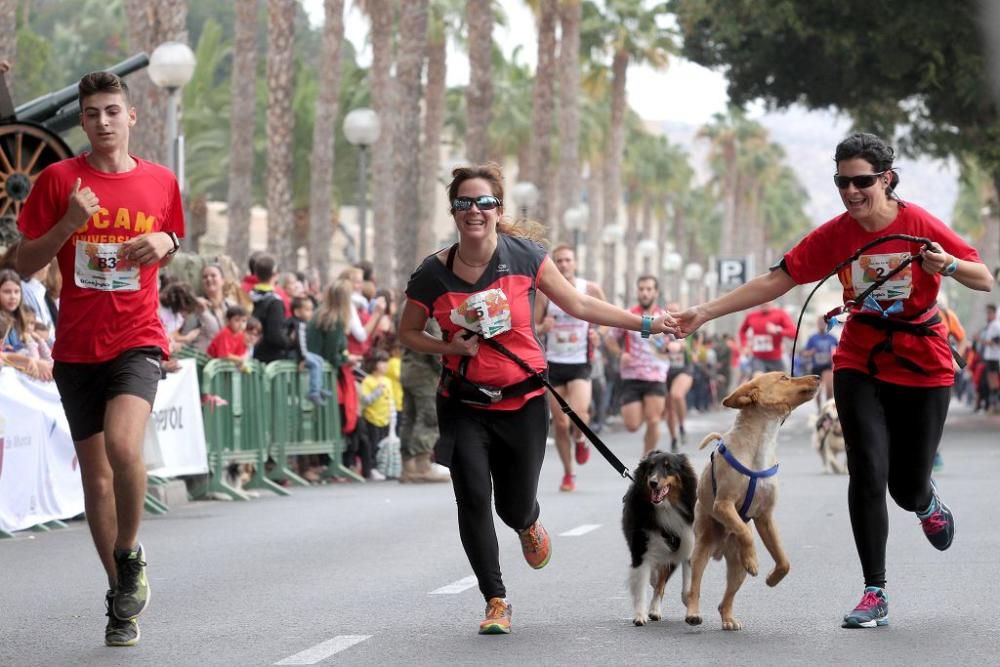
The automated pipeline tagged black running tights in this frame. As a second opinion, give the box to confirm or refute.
[833,369,950,589]
[448,395,548,601]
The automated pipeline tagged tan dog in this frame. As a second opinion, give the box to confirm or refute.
[813,398,847,474]
[684,372,820,631]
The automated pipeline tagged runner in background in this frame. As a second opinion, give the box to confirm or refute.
[534,244,606,491]
[604,275,671,456]
[803,313,839,410]
[661,302,693,452]
[739,301,796,375]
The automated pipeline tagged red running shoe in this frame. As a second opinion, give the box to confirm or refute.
[574,437,590,465]
[518,520,552,569]
[559,473,575,492]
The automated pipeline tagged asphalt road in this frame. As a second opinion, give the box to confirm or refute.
[2,400,999,666]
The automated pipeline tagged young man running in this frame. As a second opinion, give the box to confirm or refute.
[534,244,606,491]
[605,276,671,456]
[16,71,185,647]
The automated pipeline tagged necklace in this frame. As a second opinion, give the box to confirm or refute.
[456,247,492,268]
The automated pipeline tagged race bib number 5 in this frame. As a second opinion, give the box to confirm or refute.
[74,241,140,291]
[450,288,512,339]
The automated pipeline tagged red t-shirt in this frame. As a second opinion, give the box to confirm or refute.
[783,202,980,387]
[206,326,248,359]
[739,307,796,361]
[405,234,549,410]
[17,154,185,363]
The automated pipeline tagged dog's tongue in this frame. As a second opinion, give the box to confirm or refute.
[652,484,670,504]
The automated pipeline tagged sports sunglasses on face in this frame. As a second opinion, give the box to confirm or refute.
[833,171,887,190]
[452,195,502,211]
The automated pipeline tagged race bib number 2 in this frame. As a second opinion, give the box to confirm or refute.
[74,241,140,291]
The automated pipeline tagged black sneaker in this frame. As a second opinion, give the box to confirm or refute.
[841,586,889,629]
[917,480,955,551]
[105,591,140,647]
[113,544,150,620]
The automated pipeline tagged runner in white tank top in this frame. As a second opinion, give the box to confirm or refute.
[534,244,606,492]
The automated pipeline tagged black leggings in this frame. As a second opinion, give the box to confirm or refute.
[448,395,548,601]
[834,369,950,589]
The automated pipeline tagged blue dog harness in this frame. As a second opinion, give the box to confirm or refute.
[710,439,779,523]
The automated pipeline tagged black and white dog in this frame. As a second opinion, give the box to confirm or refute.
[622,450,698,626]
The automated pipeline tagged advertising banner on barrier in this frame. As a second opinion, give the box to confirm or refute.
[0,368,84,533]
[144,358,209,478]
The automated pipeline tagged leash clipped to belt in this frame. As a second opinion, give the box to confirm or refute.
[477,334,634,481]
[788,234,933,377]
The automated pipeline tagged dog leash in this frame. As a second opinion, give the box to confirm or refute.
[788,234,933,378]
[476,334,634,481]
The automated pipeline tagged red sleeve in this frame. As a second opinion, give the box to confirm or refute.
[206,332,225,358]
[16,166,65,240]
[783,217,845,284]
[738,314,752,347]
[163,174,185,237]
[779,309,796,338]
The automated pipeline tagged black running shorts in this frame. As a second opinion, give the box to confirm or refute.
[547,361,591,387]
[618,378,667,405]
[53,346,163,442]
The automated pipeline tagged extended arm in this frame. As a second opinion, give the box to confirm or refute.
[676,268,797,338]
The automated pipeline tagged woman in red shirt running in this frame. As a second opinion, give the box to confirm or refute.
[674,133,993,630]
[399,162,677,635]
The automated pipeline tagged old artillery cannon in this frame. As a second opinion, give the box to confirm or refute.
[0,53,149,245]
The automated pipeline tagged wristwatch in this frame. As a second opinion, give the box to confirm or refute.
[641,314,653,339]
[166,231,181,255]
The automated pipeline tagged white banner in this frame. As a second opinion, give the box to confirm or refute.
[144,358,209,478]
[0,368,84,533]
[0,356,209,533]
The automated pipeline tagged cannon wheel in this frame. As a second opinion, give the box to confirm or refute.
[0,122,74,245]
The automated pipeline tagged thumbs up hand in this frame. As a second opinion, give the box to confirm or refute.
[67,178,100,226]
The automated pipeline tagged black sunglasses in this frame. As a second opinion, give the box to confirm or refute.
[833,171,887,190]
[452,195,502,212]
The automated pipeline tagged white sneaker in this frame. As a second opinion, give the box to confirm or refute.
[430,463,451,477]
[368,469,387,481]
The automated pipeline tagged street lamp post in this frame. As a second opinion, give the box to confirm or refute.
[684,262,704,309]
[343,108,381,264]
[511,181,539,220]
[148,42,196,189]
[661,243,683,302]
[601,224,625,304]
[563,205,587,256]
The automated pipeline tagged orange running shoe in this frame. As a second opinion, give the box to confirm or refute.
[478,597,512,634]
[559,473,575,492]
[518,520,552,569]
[574,438,590,465]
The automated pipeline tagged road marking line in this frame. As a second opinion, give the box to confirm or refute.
[274,635,371,665]
[560,523,601,537]
[429,575,478,595]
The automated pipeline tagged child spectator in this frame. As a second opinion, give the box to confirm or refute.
[159,282,201,353]
[359,350,393,481]
[19,305,52,361]
[207,305,250,369]
[244,317,262,359]
[249,253,291,362]
[287,296,332,404]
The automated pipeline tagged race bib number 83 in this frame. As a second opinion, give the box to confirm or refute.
[74,241,140,291]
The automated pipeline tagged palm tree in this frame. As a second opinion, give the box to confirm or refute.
[392,0,429,290]
[0,0,16,77]
[181,20,231,251]
[465,0,493,163]
[124,0,189,166]
[225,0,259,267]
[307,0,345,283]
[555,0,583,241]
[592,0,672,253]
[419,1,461,260]
[265,0,296,269]
[525,0,557,231]
[364,0,397,285]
